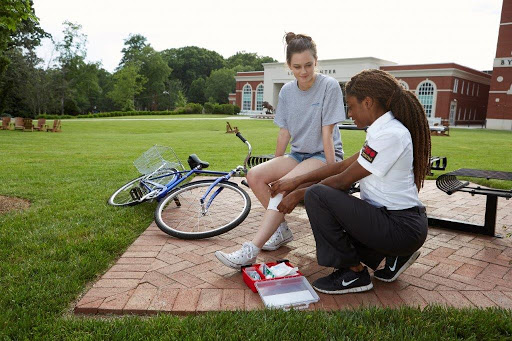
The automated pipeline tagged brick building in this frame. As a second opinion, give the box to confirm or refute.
[229,0,512,130]
[487,0,512,130]
[230,60,491,127]
[382,64,491,126]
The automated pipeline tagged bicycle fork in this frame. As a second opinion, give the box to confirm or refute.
[199,170,236,215]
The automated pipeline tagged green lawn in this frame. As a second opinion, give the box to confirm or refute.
[1,117,511,339]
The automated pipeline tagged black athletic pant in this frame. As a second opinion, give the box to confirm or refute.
[304,184,428,270]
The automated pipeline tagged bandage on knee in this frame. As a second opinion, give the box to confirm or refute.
[267,193,283,211]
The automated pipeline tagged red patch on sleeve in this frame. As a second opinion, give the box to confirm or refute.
[361,141,378,163]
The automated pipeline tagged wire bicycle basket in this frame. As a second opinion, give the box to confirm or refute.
[133,145,185,176]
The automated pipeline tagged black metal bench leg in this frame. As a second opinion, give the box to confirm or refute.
[483,195,499,237]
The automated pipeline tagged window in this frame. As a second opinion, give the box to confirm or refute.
[464,108,467,120]
[417,81,436,117]
[458,108,461,120]
[453,78,458,93]
[242,84,252,111]
[477,84,480,96]
[398,80,409,90]
[255,84,264,111]
[467,82,470,95]
[472,84,475,96]
[461,81,465,95]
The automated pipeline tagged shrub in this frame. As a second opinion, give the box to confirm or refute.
[203,102,214,114]
[234,105,241,114]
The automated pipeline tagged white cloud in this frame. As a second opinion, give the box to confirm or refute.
[33,0,502,72]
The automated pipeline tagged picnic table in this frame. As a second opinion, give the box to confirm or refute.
[429,169,512,237]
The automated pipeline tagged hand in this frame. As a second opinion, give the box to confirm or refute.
[277,190,303,214]
[269,178,299,197]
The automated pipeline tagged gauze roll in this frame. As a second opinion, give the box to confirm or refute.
[267,193,283,211]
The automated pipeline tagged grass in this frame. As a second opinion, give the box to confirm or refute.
[0,117,511,339]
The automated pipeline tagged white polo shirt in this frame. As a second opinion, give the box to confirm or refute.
[357,111,423,210]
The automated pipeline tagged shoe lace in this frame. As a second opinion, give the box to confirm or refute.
[268,229,283,243]
[232,242,254,260]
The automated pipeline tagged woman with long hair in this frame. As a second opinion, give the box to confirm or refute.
[270,69,431,294]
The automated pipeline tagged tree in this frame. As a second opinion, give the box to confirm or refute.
[162,46,224,94]
[119,34,147,68]
[108,63,146,111]
[188,77,206,104]
[0,0,37,75]
[0,1,50,115]
[117,35,171,110]
[204,68,236,104]
[226,51,277,71]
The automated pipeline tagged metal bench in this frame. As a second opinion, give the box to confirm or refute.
[247,154,447,172]
[428,169,512,237]
[247,154,447,195]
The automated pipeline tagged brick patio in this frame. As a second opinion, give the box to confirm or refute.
[75,179,512,314]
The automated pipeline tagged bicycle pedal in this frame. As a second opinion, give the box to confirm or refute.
[130,187,144,200]
[173,197,181,207]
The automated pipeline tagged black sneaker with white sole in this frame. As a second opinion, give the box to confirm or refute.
[312,267,373,294]
[373,250,421,282]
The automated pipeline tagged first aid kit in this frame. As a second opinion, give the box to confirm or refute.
[242,260,319,310]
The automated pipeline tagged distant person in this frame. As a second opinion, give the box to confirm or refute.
[215,32,346,269]
[270,69,430,294]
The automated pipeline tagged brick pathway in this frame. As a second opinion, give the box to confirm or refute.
[75,180,512,314]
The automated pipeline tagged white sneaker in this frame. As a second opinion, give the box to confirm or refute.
[215,242,259,270]
[262,222,294,251]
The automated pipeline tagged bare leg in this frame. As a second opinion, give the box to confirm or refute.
[246,156,298,209]
[251,158,326,248]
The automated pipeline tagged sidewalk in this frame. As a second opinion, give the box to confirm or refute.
[75,180,512,315]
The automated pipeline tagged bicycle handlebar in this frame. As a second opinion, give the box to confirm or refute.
[235,132,247,143]
[235,132,252,172]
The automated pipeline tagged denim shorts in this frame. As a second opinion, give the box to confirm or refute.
[286,151,330,164]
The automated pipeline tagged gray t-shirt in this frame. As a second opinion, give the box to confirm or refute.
[274,73,345,159]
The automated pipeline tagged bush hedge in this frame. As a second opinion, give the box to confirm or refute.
[34,102,241,119]
[203,102,238,115]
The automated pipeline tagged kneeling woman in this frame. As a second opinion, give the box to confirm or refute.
[270,69,430,294]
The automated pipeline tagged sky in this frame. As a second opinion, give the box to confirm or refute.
[33,0,503,73]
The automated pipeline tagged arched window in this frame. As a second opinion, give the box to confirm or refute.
[256,84,264,111]
[242,84,252,111]
[398,80,409,90]
[417,81,436,117]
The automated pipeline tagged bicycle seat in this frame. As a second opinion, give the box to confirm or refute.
[187,154,209,169]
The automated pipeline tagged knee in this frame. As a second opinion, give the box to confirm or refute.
[304,184,324,208]
[246,168,263,188]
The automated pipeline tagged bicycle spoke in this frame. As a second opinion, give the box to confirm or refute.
[156,180,250,239]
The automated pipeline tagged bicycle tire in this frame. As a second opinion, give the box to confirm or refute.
[108,169,179,206]
[155,179,251,239]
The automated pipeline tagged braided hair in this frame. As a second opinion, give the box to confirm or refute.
[345,69,431,191]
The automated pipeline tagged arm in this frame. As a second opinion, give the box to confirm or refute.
[320,160,371,191]
[270,151,360,196]
[276,156,369,214]
[321,124,336,164]
[275,128,291,157]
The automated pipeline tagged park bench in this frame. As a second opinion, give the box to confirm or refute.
[247,153,447,174]
[23,118,33,132]
[47,119,62,132]
[13,117,24,130]
[1,117,10,130]
[250,114,275,119]
[33,118,48,132]
[428,169,512,237]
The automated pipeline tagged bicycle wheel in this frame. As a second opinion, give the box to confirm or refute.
[108,169,179,206]
[155,179,251,239]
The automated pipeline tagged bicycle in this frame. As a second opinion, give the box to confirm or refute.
[108,133,253,240]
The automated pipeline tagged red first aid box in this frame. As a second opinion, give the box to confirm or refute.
[241,260,319,310]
